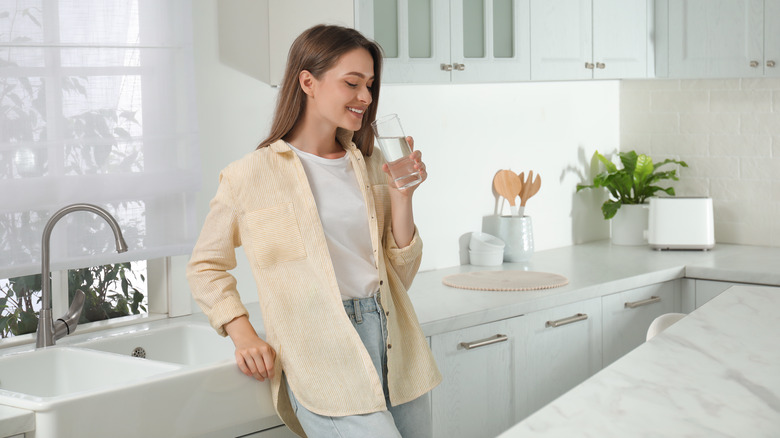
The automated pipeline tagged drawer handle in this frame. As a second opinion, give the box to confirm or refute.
[459,334,508,350]
[625,296,661,309]
[546,313,588,328]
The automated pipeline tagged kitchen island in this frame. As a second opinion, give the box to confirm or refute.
[498,284,780,437]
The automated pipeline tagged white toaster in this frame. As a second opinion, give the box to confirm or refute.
[648,197,715,250]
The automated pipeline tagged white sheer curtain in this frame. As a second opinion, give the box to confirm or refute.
[0,0,200,278]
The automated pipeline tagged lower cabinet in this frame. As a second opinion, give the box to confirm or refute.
[430,318,519,438]
[515,297,602,419]
[430,297,603,438]
[694,279,773,309]
[601,280,681,366]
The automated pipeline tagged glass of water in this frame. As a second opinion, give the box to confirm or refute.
[370,114,422,190]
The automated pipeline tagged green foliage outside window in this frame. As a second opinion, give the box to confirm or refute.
[0,262,147,339]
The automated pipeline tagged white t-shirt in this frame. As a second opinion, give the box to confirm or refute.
[288,143,380,299]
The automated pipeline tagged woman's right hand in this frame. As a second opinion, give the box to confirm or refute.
[224,315,276,382]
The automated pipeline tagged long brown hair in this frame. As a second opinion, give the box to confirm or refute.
[257,25,382,156]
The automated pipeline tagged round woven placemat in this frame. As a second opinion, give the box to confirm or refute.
[442,270,569,291]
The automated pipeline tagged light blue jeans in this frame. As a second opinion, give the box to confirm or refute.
[284,293,432,438]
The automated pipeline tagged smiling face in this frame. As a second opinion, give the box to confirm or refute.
[301,48,375,133]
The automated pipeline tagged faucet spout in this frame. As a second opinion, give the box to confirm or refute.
[36,203,128,348]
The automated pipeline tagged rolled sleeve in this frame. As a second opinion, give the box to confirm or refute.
[384,225,423,289]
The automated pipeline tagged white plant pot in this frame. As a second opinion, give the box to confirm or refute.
[610,204,649,246]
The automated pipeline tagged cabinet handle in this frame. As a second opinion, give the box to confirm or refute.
[596,62,605,69]
[624,296,661,309]
[545,313,588,328]
[750,60,760,68]
[440,63,453,71]
[454,63,466,71]
[768,60,776,68]
[459,334,508,350]
[584,62,595,69]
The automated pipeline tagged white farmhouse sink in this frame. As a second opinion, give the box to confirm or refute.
[75,323,235,365]
[0,321,280,438]
[0,347,179,398]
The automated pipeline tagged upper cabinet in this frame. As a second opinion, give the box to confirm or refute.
[356,0,531,83]
[656,0,779,78]
[529,0,651,80]
[217,0,354,86]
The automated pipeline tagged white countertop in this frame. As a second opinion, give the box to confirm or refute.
[0,405,34,437]
[498,284,780,437]
[408,241,780,336]
[3,241,779,436]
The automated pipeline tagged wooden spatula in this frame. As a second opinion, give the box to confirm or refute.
[520,172,541,207]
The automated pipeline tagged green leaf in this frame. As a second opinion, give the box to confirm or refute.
[13,310,38,336]
[653,158,688,170]
[602,200,622,220]
[618,151,638,174]
[633,154,654,187]
[593,151,617,173]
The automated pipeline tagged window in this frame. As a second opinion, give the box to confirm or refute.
[1,260,147,339]
[0,0,198,341]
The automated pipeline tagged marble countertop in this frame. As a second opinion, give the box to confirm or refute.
[0,405,34,437]
[408,241,780,336]
[498,284,780,437]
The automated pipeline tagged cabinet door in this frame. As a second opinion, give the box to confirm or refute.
[450,0,531,82]
[431,318,518,438]
[592,0,649,79]
[516,297,602,420]
[530,0,593,80]
[695,279,736,308]
[765,0,780,76]
[601,281,680,366]
[356,0,452,83]
[667,0,764,78]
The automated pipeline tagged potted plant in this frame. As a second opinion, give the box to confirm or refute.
[577,150,688,245]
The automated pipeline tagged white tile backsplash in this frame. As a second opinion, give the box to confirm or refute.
[621,78,780,248]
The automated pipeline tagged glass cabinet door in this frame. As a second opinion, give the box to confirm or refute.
[450,0,531,82]
[356,0,451,83]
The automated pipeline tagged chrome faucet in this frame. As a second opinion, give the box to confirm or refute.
[36,203,128,348]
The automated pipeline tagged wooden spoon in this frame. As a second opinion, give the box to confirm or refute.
[491,170,504,215]
[494,170,523,214]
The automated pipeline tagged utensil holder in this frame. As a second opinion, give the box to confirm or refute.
[482,215,534,262]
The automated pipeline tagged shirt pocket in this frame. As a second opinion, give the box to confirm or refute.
[243,203,307,268]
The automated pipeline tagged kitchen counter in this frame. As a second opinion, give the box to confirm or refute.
[408,241,780,336]
[2,241,779,436]
[497,284,780,437]
[0,405,34,437]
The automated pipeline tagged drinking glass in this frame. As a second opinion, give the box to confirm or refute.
[370,114,422,190]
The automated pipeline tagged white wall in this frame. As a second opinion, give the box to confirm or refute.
[620,78,780,247]
[172,1,617,307]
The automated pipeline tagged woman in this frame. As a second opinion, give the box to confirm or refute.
[187,24,441,438]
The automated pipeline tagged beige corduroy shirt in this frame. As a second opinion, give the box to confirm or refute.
[186,130,442,437]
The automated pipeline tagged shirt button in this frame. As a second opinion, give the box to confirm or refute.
[385,311,390,316]
[387,344,392,349]
[379,280,384,285]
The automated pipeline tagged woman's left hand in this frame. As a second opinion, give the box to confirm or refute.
[382,136,427,196]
